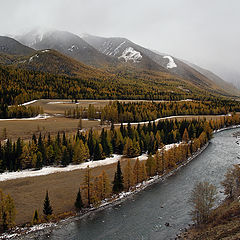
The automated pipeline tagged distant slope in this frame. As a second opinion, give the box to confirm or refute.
[0,36,35,56]
[181,59,240,96]
[16,30,117,68]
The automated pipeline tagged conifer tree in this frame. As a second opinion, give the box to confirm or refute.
[94,143,104,160]
[0,190,16,231]
[75,188,83,211]
[83,166,93,206]
[145,155,156,177]
[61,147,69,167]
[123,160,134,190]
[182,128,189,143]
[43,191,53,218]
[140,162,147,182]
[112,161,124,194]
[101,170,111,199]
[133,158,141,184]
[32,209,39,225]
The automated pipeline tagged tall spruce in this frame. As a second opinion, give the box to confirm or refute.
[75,188,83,211]
[43,191,53,218]
[112,161,124,194]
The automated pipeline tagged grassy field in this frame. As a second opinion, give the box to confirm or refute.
[0,117,101,141]
[0,158,138,225]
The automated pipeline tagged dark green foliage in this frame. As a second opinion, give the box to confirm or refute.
[75,188,83,211]
[112,161,124,194]
[43,191,53,218]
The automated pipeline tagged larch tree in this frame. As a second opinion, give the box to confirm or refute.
[182,128,189,143]
[145,155,156,177]
[189,182,217,225]
[133,158,141,184]
[83,165,93,206]
[221,165,240,199]
[123,160,134,190]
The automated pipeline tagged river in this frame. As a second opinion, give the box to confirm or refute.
[20,127,240,240]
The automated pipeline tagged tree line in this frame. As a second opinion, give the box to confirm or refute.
[0,104,43,119]
[65,100,240,123]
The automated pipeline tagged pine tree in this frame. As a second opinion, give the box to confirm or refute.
[75,188,83,211]
[112,161,124,194]
[61,147,69,167]
[43,191,53,218]
[32,209,39,225]
[36,151,43,169]
[93,143,104,160]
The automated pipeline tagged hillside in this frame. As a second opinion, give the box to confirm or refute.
[16,29,117,68]
[0,36,35,56]
[181,200,240,239]
[181,59,240,96]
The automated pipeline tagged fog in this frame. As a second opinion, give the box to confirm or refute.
[1,0,239,86]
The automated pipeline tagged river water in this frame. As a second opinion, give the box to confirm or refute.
[22,128,240,240]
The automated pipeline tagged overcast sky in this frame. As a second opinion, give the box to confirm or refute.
[1,0,239,84]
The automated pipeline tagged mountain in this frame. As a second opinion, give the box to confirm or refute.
[15,49,107,77]
[82,34,166,72]
[181,60,240,96]
[83,34,239,97]
[0,36,35,56]
[16,29,116,68]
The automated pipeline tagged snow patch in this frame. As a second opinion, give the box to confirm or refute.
[0,155,122,181]
[112,41,126,56]
[18,100,38,106]
[163,56,177,69]
[118,47,142,63]
[41,49,49,53]
[29,54,39,63]
[68,45,78,52]
[0,114,51,121]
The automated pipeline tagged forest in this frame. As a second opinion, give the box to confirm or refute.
[0,114,239,172]
[0,64,231,107]
[65,100,240,123]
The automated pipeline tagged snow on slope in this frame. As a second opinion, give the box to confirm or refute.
[163,56,177,69]
[118,47,142,62]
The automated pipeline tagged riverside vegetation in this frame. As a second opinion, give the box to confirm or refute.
[182,164,240,239]
[0,113,240,233]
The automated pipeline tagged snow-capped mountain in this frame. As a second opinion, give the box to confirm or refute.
[83,34,227,89]
[16,30,116,67]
